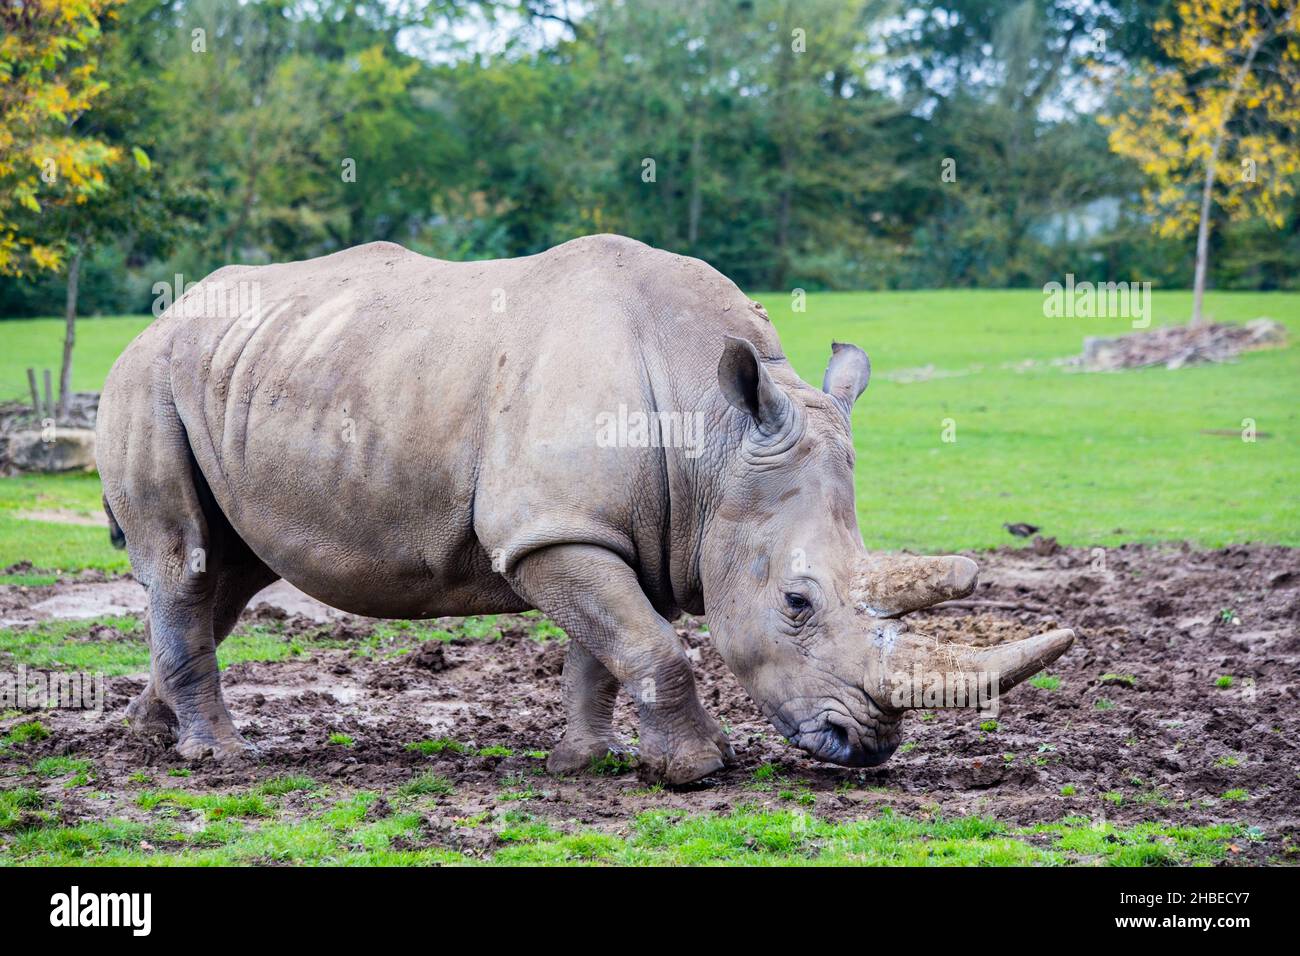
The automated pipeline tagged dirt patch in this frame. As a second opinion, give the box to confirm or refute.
[1075,318,1286,371]
[12,509,107,528]
[2,544,1297,862]
[0,577,343,626]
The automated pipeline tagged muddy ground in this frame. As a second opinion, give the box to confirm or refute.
[3,544,1298,862]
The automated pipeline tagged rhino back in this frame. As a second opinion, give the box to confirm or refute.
[103,235,779,617]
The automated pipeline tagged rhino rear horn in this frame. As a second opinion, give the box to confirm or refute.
[853,554,979,617]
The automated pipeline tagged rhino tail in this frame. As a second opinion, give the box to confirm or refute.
[104,496,126,550]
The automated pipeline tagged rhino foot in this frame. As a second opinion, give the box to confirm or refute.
[176,731,258,764]
[637,711,736,787]
[637,739,729,787]
[125,687,179,742]
[547,737,632,776]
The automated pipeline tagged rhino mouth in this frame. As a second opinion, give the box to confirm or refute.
[790,707,901,767]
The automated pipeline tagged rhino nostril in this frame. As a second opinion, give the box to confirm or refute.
[825,720,850,755]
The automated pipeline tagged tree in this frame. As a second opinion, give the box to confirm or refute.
[1102,0,1300,324]
[0,0,123,276]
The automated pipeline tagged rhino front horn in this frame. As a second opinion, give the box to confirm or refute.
[865,623,1075,710]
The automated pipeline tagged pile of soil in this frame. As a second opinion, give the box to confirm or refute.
[2,544,1297,862]
[1077,319,1286,371]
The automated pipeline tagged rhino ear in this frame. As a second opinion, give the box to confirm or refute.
[718,335,789,435]
[822,341,871,415]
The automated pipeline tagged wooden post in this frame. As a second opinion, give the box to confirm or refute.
[27,368,40,416]
[42,368,54,421]
[58,245,83,419]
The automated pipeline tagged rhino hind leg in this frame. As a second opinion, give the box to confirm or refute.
[126,551,277,748]
[110,421,275,762]
[512,544,734,786]
[547,641,627,774]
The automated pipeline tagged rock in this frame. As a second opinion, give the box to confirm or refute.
[3,428,96,473]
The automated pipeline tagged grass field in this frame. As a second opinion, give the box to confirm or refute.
[1,290,1296,572]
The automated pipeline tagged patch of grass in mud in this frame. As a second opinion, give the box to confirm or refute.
[397,772,454,797]
[0,616,368,677]
[218,626,313,667]
[0,787,1252,866]
[0,786,48,830]
[257,775,318,797]
[405,737,471,756]
[136,789,275,820]
[1027,817,1246,866]
[0,616,145,675]
[370,620,459,646]
[2,720,50,747]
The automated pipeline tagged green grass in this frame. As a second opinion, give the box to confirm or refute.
[396,772,455,797]
[0,793,1247,866]
[2,291,1297,571]
[0,316,151,402]
[0,472,129,572]
[405,738,471,756]
[764,289,1299,550]
[0,616,345,677]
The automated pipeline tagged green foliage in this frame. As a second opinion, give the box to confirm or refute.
[4,0,1297,318]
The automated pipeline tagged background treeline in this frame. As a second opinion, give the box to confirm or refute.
[3,0,1298,318]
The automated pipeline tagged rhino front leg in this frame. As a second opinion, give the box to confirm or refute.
[511,544,734,785]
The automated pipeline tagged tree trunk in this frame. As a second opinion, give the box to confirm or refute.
[1190,35,1266,326]
[58,245,83,420]
[1190,150,1217,326]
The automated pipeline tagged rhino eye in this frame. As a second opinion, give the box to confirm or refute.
[784,592,811,613]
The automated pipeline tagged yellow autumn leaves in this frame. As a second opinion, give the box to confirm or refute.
[0,0,125,275]
[1101,0,1300,239]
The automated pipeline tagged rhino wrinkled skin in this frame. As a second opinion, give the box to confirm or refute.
[97,235,1072,784]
